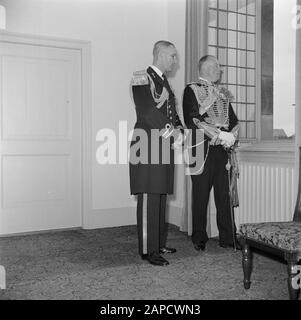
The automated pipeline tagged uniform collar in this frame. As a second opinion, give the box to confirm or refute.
[198,76,213,85]
[150,65,164,80]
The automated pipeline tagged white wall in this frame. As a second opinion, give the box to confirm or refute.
[0,0,187,228]
[273,0,296,137]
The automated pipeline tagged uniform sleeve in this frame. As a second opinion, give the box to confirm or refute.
[182,86,205,130]
[132,84,172,132]
[228,102,239,131]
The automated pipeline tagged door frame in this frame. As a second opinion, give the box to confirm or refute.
[0,30,92,230]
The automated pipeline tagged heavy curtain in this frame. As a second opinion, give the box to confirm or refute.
[180,0,209,235]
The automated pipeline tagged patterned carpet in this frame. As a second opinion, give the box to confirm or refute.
[0,224,295,300]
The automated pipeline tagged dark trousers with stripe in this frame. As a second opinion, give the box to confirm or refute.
[136,194,167,256]
[191,146,236,245]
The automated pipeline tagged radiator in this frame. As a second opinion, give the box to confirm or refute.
[234,163,296,226]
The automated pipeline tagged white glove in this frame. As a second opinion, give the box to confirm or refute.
[172,131,184,150]
[218,131,235,148]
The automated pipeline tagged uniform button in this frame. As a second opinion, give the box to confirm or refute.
[169,110,172,114]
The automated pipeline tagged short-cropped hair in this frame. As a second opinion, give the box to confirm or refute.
[153,40,175,58]
[198,55,216,72]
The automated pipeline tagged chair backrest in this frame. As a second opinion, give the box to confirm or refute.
[293,147,301,222]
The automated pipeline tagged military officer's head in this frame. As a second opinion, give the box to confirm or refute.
[152,40,178,74]
[199,55,222,83]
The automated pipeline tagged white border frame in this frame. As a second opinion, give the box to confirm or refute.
[239,0,296,164]
[0,30,92,229]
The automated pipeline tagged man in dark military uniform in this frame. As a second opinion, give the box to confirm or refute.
[129,41,184,266]
[182,55,241,252]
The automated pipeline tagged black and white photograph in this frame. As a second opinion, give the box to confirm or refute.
[0,0,300,307]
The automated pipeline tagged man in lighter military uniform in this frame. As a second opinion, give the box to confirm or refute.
[129,41,184,266]
[183,55,241,252]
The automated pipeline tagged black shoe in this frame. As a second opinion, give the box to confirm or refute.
[142,253,169,266]
[193,242,206,251]
[157,255,169,266]
[219,240,242,250]
[159,247,177,254]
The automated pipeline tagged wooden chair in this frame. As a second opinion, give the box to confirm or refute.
[239,147,301,300]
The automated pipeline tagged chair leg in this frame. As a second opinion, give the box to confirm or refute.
[242,242,252,289]
[287,260,300,300]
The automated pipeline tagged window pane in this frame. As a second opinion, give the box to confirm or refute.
[238,14,246,31]
[208,46,217,57]
[219,11,228,28]
[237,86,246,102]
[247,33,255,50]
[239,121,247,138]
[209,27,217,45]
[247,15,255,33]
[247,122,256,139]
[209,0,218,8]
[228,85,237,100]
[230,102,236,114]
[237,104,246,120]
[238,68,246,85]
[247,69,255,85]
[238,32,246,49]
[228,30,237,47]
[228,12,237,29]
[209,9,218,27]
[247,51,255,67]
[246,104,256,120]
[247,86,255,103]
[228,0,237,12]
[238,0,247,13]
[218,48,227,65]
[220,67,228,83]
[218,29,227,46]
[228,66,237,84]
[228,48,237,65]
[219,0,227,10]
[232,102,238,115]
[237,50,246,66]
[247,0,256,15]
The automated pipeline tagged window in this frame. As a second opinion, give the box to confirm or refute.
[208,0,296,142]
[208,0,257,140]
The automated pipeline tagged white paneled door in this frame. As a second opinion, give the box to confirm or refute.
[0,43,82,235]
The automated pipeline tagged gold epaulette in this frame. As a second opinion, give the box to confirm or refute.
[186,82,200,86]
[187,79,209,85]
[131,70,149,86]
[219,87,234,102]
